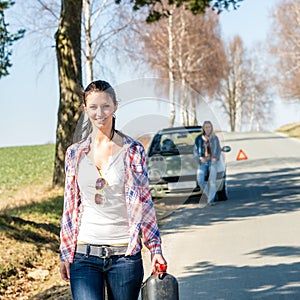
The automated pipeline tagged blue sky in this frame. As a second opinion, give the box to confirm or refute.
[0,0,299,148]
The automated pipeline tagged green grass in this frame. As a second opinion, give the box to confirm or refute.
[276,122,300,139]
[0,144,66,298]
[0,144,55,192]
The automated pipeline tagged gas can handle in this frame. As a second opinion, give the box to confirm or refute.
[154,263,167,279]
[155,263,167,273]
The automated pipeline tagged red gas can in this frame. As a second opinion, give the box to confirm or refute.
[142,264,179,300]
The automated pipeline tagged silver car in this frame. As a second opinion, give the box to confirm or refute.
[146,126,231,200]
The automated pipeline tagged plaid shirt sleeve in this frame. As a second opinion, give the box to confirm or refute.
[59,146,81,263]
[125,140,162,256]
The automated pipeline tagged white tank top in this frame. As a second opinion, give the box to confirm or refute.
[77,149,130,245]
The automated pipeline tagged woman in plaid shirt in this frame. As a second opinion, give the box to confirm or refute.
[59,80,166,300]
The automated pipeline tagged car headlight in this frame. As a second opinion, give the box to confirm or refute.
[148,168,162,182]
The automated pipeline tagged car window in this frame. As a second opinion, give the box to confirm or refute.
[148,130,202,156]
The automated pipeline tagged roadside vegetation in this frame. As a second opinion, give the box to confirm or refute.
[276,122,300,139]
[0,144,69,299]
[0,125,299,299]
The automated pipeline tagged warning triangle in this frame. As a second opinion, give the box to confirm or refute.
[236,149,248,161]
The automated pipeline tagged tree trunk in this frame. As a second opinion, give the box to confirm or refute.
[178,9,187,126]
[192,100,198,125]
[53,0,83,187]
[233,42,243,132]
[84,0,93,84]
[168,8,175,128]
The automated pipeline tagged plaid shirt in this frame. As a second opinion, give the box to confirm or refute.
[60,133,162,263]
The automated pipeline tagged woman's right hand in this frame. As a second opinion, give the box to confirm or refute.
[60,261,70,282]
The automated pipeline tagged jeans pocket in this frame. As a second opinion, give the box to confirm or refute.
[117,252,142,268]
[72,252,88,264]
[125,252,142,261]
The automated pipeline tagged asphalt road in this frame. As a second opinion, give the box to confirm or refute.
[142,132,300,299]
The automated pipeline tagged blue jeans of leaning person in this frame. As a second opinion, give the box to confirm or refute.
[197,160,218,203]
[70,251,144,300]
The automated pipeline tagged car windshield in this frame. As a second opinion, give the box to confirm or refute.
[148,129,202,156]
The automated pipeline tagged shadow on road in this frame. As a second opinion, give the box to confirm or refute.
[178,259,300,299]
[161,163,300,233]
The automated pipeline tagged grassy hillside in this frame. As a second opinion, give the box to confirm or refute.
[0,144,69,299]
[276,122,300,139]
[0,144,56,210]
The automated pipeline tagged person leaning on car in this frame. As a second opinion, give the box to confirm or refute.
[193,120,221,206]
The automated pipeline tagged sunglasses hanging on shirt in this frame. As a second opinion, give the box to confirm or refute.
[94,169,107,205]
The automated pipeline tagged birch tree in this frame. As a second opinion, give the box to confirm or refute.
[269,0,300,102]
[218,37,272,132]
[130,7,225,126]
[243,45,273,131]
[175,9,225,125]
[218,36,246,132]
[167,6,176,127]
[82,0,135,83]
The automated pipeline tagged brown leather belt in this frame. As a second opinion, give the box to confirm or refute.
[76,244,128,258]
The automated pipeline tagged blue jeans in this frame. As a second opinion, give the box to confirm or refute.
[70,251,144,300]
[197,160,218,202]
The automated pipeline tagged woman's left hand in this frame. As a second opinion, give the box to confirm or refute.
[151,253,167,274]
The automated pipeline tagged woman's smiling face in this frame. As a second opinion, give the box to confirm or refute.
[84,91,117,129]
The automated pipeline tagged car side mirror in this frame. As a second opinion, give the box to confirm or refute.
[222,145,231,153]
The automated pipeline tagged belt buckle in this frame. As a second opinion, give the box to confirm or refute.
[100,246,112,258]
